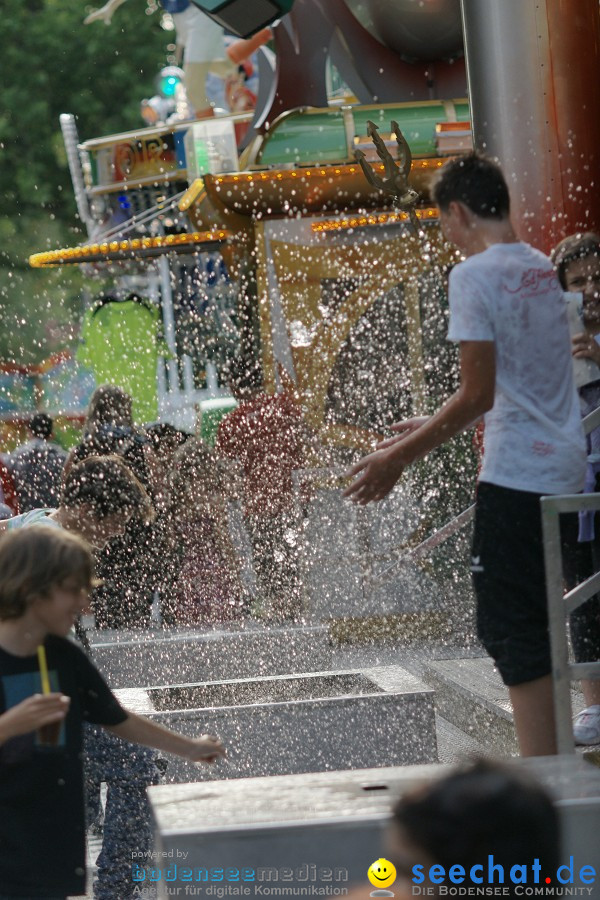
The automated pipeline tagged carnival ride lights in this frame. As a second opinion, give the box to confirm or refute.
[29,231,232,268]
[311,208,439,234]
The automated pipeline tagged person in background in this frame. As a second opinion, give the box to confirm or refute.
[216,357,307,623]
[66,384,153,486]
[0,450,19,516]
[145,422,191,514]
[0,453,152,550]
[553,232,600,746]
[8,412,66,512]
[67,385,158,629]
[165,439,248,625]
[84,0,270,119]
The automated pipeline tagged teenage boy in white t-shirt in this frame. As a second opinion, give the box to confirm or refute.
[344,152,586,757]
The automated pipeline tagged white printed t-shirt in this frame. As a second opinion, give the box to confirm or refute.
[447,242,586,495]
[5,508,61,530]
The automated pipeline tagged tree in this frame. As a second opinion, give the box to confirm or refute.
[0,0,170,363]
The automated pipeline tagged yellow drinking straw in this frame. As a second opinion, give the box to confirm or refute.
[37,645,51,694]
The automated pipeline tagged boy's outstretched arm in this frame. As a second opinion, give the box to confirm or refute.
[343,341,495,505]
[105,711,227,764]
[0,694,70,746]
[83,0,127,25]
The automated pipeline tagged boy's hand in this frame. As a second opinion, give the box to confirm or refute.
[572,332,600,366]
[0,694,70,742]
[376,416,430,449]
[185,734,227,765]
[343,447,404,505]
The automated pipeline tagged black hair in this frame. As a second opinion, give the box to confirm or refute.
[61,454,154,522]
[84,384,133,434]
[392,758,560,896]
[29,412,53,440]
[551,232,600,290]
[432,152,510,220]
[145,423,191,454]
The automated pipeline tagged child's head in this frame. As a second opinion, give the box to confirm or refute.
[389,758,560,895]
[0,526,96,625]
[433,152,511,220]
[552,233,600,328]
[552,233,600,288]
[61,455,154,547]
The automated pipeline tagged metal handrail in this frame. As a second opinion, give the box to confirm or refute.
[541,492,600,754]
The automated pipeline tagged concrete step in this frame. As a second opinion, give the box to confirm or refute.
[86,614,465,690]
[88,622,336,689]
[423,656,518,755]
[423,656,596,758]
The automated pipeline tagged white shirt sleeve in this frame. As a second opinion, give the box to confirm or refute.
[447,264,495,343]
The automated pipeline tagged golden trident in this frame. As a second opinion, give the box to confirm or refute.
[354,120,422,235]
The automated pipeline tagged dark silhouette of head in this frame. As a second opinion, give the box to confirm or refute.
[391,758,560,897]
[29,413,54,441]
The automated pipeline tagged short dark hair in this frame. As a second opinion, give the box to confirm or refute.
[551,232,600,290]
[30,412,53,440]
[432,152,510,219]
[85,384,133,434]
[0,526,96,620]
[61,455,154,522]
[145,423,191,455]
[392,758,560,896]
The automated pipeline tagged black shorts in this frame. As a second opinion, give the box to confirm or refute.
[472,481,558,687]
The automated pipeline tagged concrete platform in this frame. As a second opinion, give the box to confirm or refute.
[115,665,437,782]
[145,756,600,898]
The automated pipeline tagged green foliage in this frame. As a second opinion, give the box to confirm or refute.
[0,0,170,364]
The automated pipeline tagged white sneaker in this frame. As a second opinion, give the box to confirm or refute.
[573,705,600,745]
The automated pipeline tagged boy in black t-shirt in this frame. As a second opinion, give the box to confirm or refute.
[0,527,226,900]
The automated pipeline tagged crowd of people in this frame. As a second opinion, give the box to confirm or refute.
[0,367,308,629]
[0,151,599,897]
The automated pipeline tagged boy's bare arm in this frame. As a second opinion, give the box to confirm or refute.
[105,711,226,764]
[83,0,127,25]
[0,694,70,746]
[344,341,495,505]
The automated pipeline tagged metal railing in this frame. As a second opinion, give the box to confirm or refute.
[541,404,600,754]
[541,492,600,754]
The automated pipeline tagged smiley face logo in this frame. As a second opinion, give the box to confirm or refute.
[368,858,397,889]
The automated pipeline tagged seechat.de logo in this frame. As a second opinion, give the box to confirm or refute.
[411,855,596,890]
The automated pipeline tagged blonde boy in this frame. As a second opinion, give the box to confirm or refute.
[0,527,225,900]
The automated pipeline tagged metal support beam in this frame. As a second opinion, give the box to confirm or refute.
[460,0,600,253]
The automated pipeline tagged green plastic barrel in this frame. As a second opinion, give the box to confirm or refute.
[198,396,238,446]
